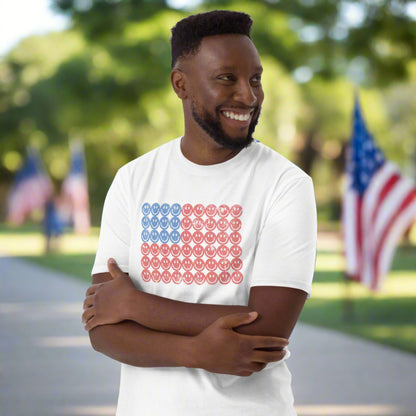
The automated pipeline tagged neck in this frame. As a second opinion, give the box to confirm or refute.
[180,134,242,166]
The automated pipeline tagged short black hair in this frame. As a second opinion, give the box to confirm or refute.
[170,10,253,68]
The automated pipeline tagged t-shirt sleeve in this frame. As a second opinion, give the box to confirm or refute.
[250,176,317,296]
[91,169,130,275]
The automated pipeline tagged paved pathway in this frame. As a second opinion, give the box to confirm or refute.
[1,256,415,416]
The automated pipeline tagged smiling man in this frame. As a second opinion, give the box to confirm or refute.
[82,10,316,416]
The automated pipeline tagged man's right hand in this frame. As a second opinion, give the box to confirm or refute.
[187,312,288,377]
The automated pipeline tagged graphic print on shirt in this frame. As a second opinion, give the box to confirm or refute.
[140,203,243,285]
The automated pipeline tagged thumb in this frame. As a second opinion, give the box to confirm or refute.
[218,311,258,329]
[107,258,123,279]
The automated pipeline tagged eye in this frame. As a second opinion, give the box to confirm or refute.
[217,74,235,82]
[251,74,262,86]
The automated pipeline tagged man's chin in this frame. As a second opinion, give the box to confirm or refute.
[212,135,254,151]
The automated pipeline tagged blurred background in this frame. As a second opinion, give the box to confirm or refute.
[0,1,416,414]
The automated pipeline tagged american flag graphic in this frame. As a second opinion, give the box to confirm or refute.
[61,141,90,234]
[7,148,53,225]
[140,203,244,285]
[342,96,416,290]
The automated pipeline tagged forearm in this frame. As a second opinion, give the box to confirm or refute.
[127,289,252,336]
[89,320,194,368]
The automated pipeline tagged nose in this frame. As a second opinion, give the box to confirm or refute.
[234,79,257,107]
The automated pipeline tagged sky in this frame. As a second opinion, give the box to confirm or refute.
[0,0,70,56]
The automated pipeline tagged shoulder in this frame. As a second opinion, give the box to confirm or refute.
[117,138,179,180]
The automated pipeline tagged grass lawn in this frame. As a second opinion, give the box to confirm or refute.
[1,223,415,354]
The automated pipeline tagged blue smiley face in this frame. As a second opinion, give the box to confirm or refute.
[150,216,160,229]
[170,230,181,244]
[160,216,169,230]
[151,203,160,216]
[170,203,181,216]
[142,203,151,216]
[170,217,180,230]
[160,230,170,244]
[150,229,159,243]
[141,229,150,242]
[141,216,150,229]
[161,203,170,216]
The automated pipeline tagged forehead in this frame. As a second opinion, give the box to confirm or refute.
[189,34,262,72]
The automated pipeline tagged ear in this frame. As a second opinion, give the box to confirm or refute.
[171,69,187,99]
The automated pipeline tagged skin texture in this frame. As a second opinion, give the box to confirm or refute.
[83,34,309,377]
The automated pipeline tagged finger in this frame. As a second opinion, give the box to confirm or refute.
[249,362,267,372]
[85,284,98,297]
[247,335,289,350]
[252,349,287,364]
[107,258,123,279]
[82,308,94,325]
[83,295,94,310]
[217,311,258,329]
[84,317,98,331]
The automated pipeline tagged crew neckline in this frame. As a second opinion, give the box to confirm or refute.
[171,137,256,176]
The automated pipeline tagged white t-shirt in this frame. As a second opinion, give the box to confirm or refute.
[92,138,317,416]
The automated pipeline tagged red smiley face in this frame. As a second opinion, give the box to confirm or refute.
[194,258,205,271]
[230,218,242,232]
[205,245,217,258]
[141,269,151,282]
[181,217,192,230]
[231,271,243,284]
[170,244,181,257]
[183,271,193,285]
[161,257,171,270]
[230,204,243,218]
[181,244,192,257]
[218,258,231,272]
[204,231,216,244]
[141,243,150,255]
[193,204,205,217]
[182,203,193,216]
[205,204,217,217]
[150,243,160,256]
[181,231,192,244]
[193,218,204,231]
[230,232,242,245]
[160,243,170,256]
[217,218,229,231]
[230,244,242,257]
[151,270,161,283]
[206,258,217,271]
[206,272,218,285]
[141,256,150,269]
[219,272,231,285]
[218,204,230,218]
[150,257,160,269]
[205,218,217,231]
[194,271,205,285]
[193,244,204,258]
[193,231,204,244]
[182,258,193,271]
[231,258,243,271]
[172,271,182,284]
[161,270,171,284]
[217,245,229,258]
[217,231,229,244]
[171,258,181,271]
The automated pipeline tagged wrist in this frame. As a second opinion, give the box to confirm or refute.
[183,336,200,369]
[124,285,141,322]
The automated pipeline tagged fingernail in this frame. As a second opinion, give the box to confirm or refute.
[108,258,115,264]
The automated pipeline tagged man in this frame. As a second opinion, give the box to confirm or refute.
[82,10,316,415]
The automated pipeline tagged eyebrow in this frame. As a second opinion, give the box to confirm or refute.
[214,65,263,72]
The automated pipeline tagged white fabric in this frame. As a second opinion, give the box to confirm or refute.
[92,138,317,415]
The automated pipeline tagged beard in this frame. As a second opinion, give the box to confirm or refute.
[191,102,260,152]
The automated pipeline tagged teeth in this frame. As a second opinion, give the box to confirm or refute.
[223,111,250,121]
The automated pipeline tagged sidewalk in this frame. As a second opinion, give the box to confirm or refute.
[1,256,416,416]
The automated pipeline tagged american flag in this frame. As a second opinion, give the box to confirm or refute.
[342,95,416,290]
[61,141,90,234]
[7,147,53,225]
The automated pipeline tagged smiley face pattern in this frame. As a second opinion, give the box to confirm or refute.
[140,203,243,285]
